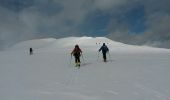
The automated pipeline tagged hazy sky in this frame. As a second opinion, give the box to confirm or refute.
[0,0,170,49]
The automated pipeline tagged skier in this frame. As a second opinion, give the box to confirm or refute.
[99,43,109,62]
[71,44,82,67]
[30,47,33,55]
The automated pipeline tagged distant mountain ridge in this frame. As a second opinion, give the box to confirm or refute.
[10,37,170,53]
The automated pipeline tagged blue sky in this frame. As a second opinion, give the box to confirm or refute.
[0,0,170,49]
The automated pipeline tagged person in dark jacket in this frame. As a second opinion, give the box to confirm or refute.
[30,48,33,55]
[99,43,109,62]
[71,44,82,66]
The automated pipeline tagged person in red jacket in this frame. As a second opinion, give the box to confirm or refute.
[71,44,82,66]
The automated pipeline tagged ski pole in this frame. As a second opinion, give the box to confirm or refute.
[70,54,72,64]
[81,53,85,63]
[97,51,100,61]
[108,52,111,61]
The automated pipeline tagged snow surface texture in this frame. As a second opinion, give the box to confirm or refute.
[0,37,170,100]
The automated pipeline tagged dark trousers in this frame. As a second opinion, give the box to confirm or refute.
[103,53,107,61]
[75,56,80,63]
[30,51,33,55]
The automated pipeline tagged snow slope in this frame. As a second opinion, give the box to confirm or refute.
[0,37,170,100]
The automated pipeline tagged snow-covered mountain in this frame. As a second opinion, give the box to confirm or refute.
[0,37,170,100]
[11,36,170,53]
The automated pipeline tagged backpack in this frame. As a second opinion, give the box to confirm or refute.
[73,48,81,57]
[102,46,109,53]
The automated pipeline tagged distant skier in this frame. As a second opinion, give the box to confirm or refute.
[71,44,82,67]
[30,48,33,55]
[99,43,109,62]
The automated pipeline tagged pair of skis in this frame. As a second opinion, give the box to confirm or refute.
[75,62,81,69]
[70,54,84,69]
